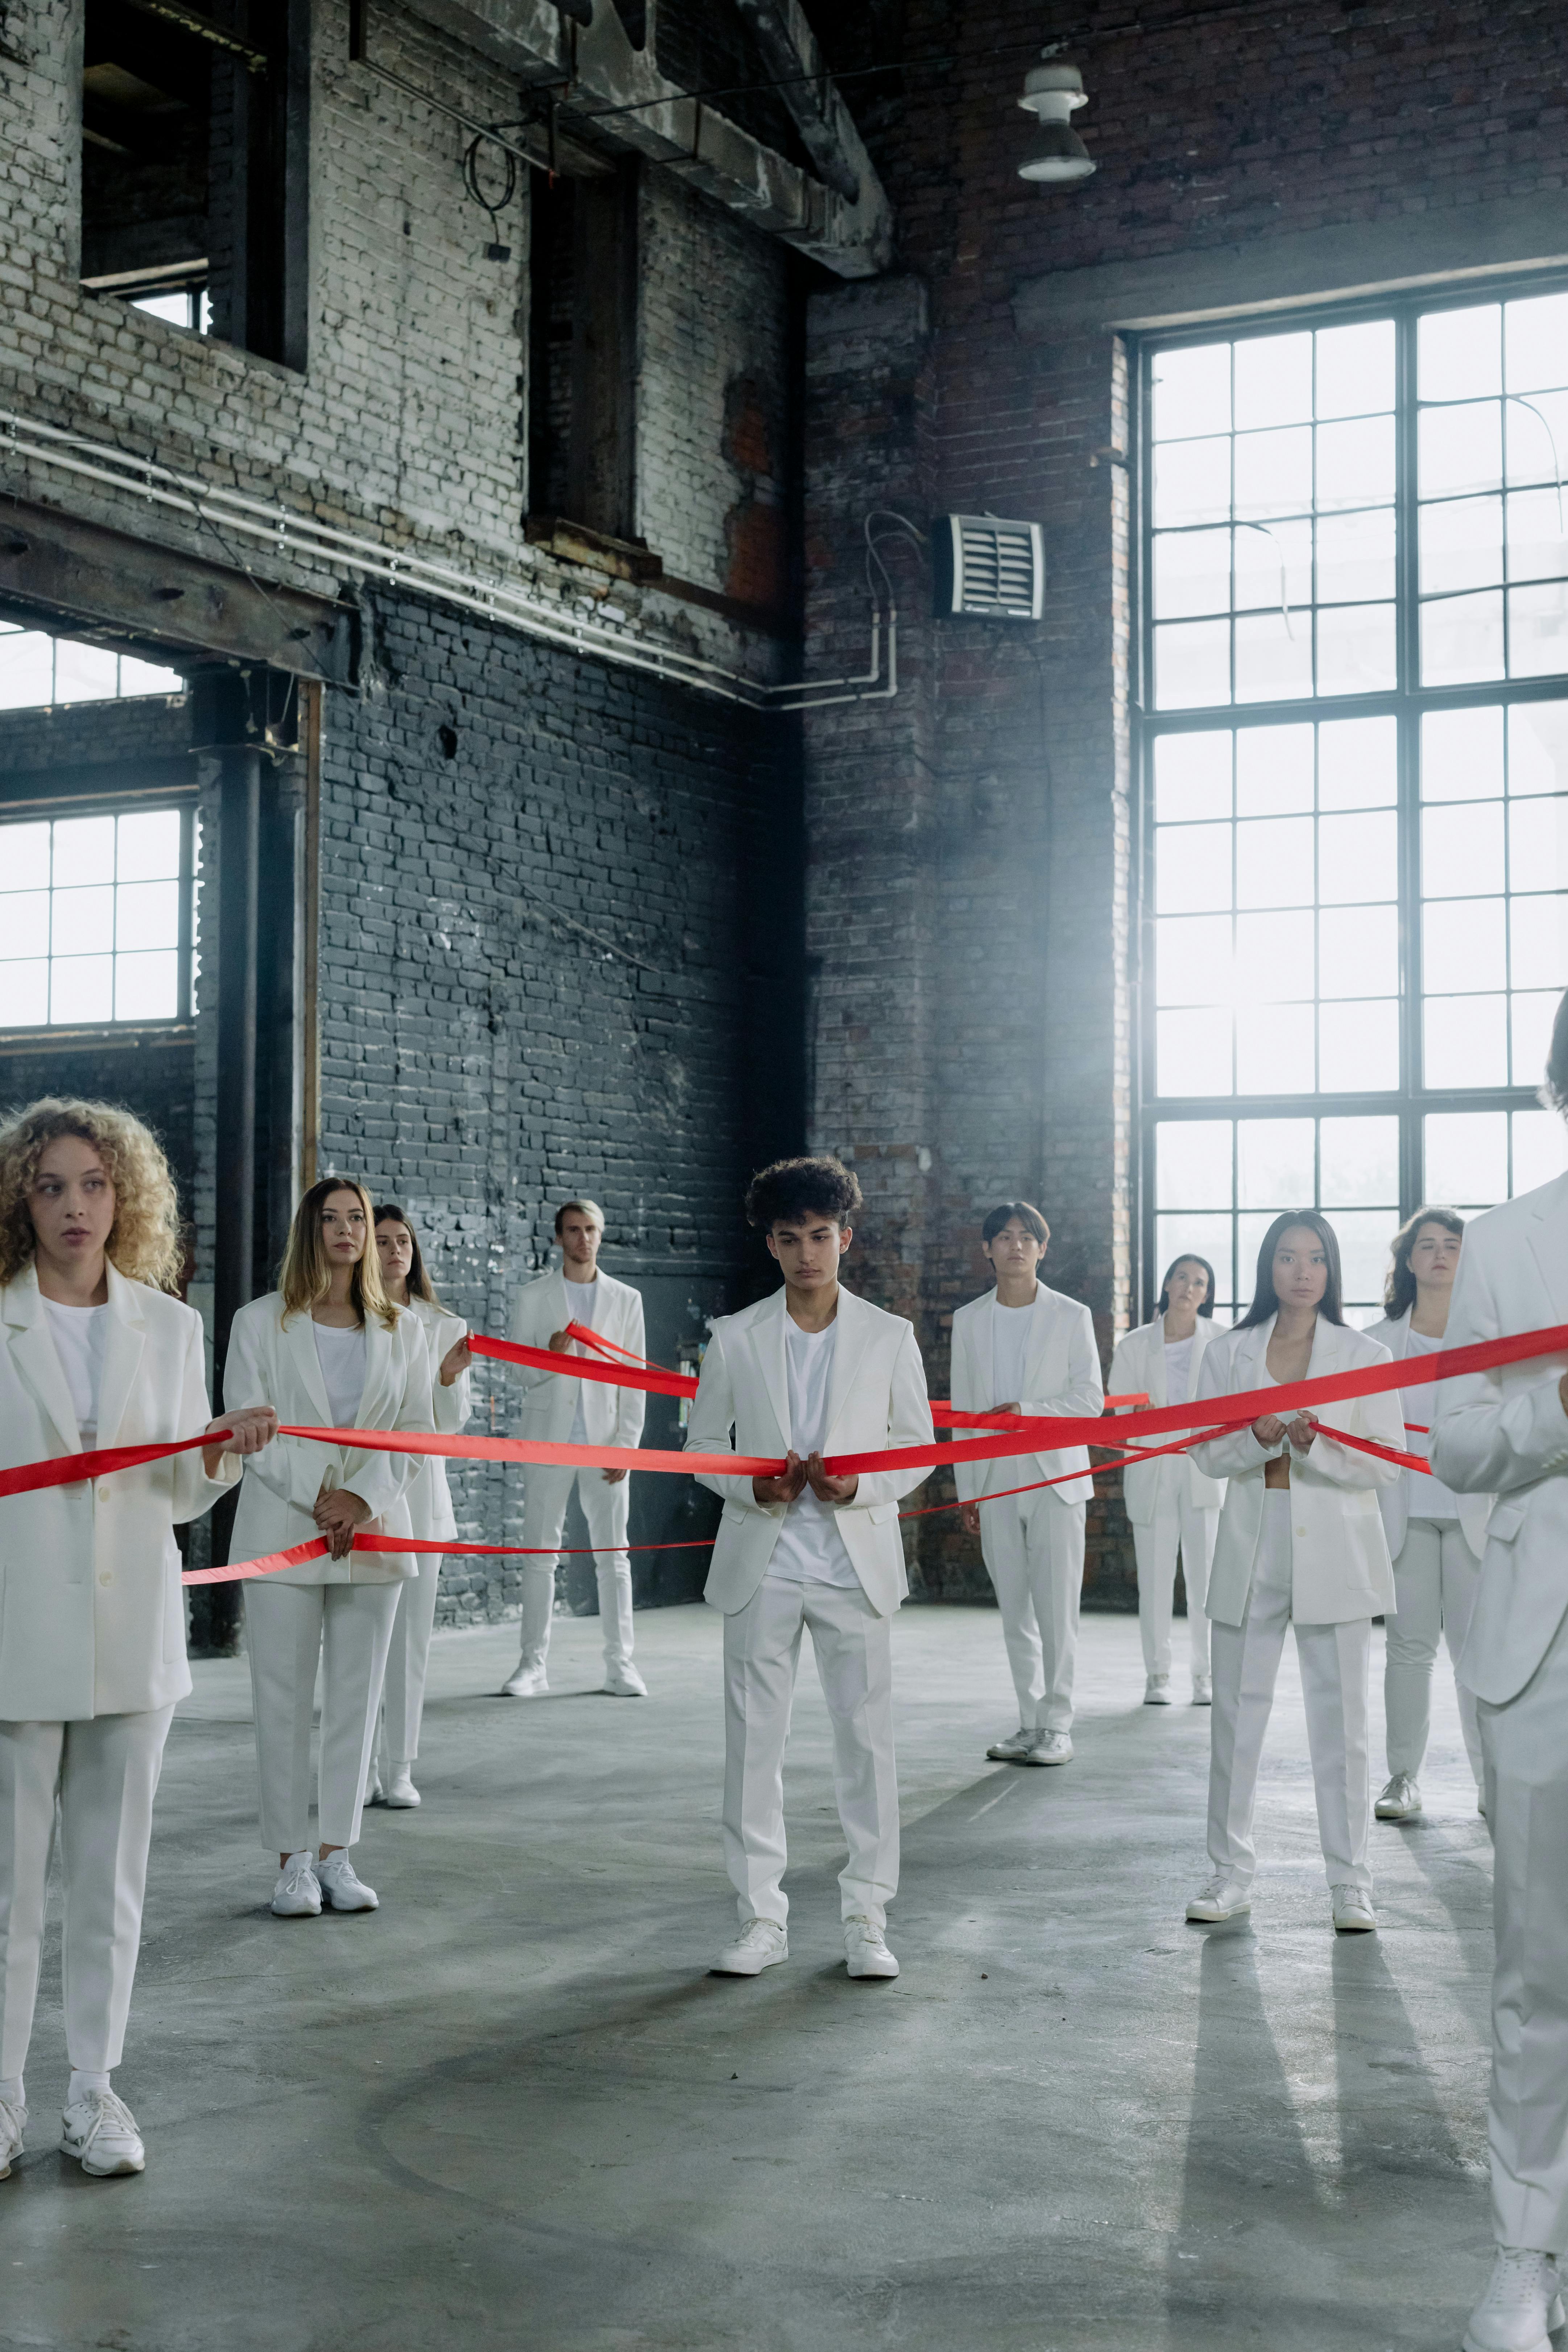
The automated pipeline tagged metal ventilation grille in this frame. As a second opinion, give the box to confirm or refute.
[937,514,1044,620]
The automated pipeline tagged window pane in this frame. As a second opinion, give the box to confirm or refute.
[1153,344,1231,442]
[1424,993,1509,1088]
[1234,331,1313,429]
[1155,732,1232,822]
[1234,611,1312,703]
[1319,997,1399,1090]
[1237,1117,1315,1206]
[52,641,119,703]
[1512,990,1560,1087]
[1420,303,1502,402]
[115,879,180,952]
[1235,907,1313,1002]
[1316,601,1398,697]
[1157,914,1232,1005]
[1509,893,1568,993]
[1422,705,1504,802]
[1157,821,1233,912]
[49,956,113,1023]
[1153,438,1232,528]
[1237,1212,1286,1295]
[1319,716,1397,809]
[1237,998,1314,1093]
[0,960,49,1026]
[1506,488,1568,587]
[1315,417,1395,512]
[1509,580,1568,680]
[1318,903,1398,998]
[52,883,114,952]
[1335,1209,1401,1304]
[53,816,115,887]
[113,950,179,1021]
[1320,1115,1400,1204]
[116,810,182,882]
[1514,1106,1568,1192]
[1156,1215,1235,1311]
[1424,801,1505,897]
[1316,507,1395,604]
[1422,588,1505,686]
[1236,814,1313,909]
[1505,293,1568,396]
[1505,392,1568,490]
[1420,494,1504,595]
[1509,798,1568,894]
[1319,809,1397,905]
[1420,402,1503,500]
[1315,320,1395,419]
[0,890,50,958]
[0,633,53,709]
[1426,1110,1507,1204]
[1233,426,1312,519]
[117,655,184,697]
[1153,529,1231,619]
[1233,518,1312,615]
[1236,723,1313,815]
[1157,1119,1233,1209]
[1154,618,1230,709]
[1424,895,1507,993]
[1158,1005,1232,1096]
[0,821,50,888]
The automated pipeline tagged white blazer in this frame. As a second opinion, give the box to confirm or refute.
[404,1293,472,1544]
[508,1268,647,1452]
[1107,1313,1226,1524]
[687,1285,934,1618]
[948,1283,1104,1509]
[0,1262,238,1720]
[1190,1314,1403,1627]
[1432,1172,1568,1706]
[1365,1307,1490,1564]
[223,1292,431,1586]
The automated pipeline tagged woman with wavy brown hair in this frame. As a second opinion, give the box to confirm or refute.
[223,1177,431,1919]
[0,1097,276,2183]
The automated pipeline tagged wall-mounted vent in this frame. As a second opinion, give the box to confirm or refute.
[934,513,1044,620]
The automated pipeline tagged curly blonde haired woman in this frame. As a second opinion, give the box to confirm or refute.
[0,1098,275,2184]
[223,1177,431,1918]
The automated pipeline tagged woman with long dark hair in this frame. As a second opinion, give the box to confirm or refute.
[1181,1212,1405,1934]
[1109,1253,1226,1706]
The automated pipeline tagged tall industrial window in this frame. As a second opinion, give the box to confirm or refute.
[0,807,195,1031]
[1139,285,1568,1323]
[0,622,183,711]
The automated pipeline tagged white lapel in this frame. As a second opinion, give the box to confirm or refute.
[1142,1316,1167,1408]
[1306,1314,1350,1383]
[96,1263,148,1445]
[977,1288,999,1399]
[1385,1308,1411,1361]
[1021,1285,1058,1396]
[3,1265,84,1455]
[284,1307,334,1424]
[824,1287,876,1443]
[1526,1175,1568,1324]
[750,1289,791,1447]
[359,1312,396,1427]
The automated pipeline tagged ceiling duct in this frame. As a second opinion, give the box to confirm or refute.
[934,514,1044,620]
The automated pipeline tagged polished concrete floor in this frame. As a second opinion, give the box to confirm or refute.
[4,1604,1495,2351]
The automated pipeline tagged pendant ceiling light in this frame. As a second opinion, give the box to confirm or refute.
[1017,59,1096,186]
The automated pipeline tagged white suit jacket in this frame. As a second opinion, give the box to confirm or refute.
[1106,1314,1225,1524]
[1365,1307,1490,1564]
[223,1292,431,1585]
[0,1262,238,1720]
[687,1284,934,1618]
[1431,1172,1568,1706]
[948,1283,1103,1509]
[508,1268,647,1452]
[1190,1314,1402,1627]
[404,1294,472,1543]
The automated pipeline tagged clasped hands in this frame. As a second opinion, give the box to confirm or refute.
[313,1483,374,1559]
[753,1450,860,1509]
[1252,1412,1316,1454]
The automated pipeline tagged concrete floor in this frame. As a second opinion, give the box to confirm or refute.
[4,1604,1497,2352]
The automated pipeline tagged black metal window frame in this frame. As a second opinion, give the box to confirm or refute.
[1132,269,1568,1322]
[0,788,198,1043]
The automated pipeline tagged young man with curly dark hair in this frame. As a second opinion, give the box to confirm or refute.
[686,1155,933,1982]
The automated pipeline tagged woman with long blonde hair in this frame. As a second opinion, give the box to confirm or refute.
[224,1176,432,1918]
[0,1097,275,2182]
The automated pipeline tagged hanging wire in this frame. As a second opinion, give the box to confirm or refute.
[1236,519,1294,639]
[1507,395,1567,535]
[863,507,926,608]
[462,129,520,248]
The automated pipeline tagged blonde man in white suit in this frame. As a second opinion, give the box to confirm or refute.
[686,1156,932,1982]
[1108,1252,1225,1707]
[502,1200,648,1699]
[0,1099,275,2182]
[951,1202,1104,1767]
[1433,994,1568,2352]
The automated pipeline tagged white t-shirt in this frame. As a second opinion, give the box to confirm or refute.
[563,1273,603,1446]
[44,1298,108,1441]
[991,1297,1034,1408]
[766,1318,859,1589]
[313,1322,367,1430]
[1163,1333,1196,1407]
[1404,1327,1460,1519]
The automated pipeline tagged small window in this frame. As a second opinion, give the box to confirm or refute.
[0,806,195,1032]
[0,624,184,712]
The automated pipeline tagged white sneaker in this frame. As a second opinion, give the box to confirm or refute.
[61,2089,144,2177]
[844,1917,899,1979]
[985,1726,1037,1761]
[1186,1875,1251,1923]
[270,1850,322,1917]
[385,1767,420,1808]
[1145,1675,1173,1705]
[711,1918,788,1976]
[1463,2247,1564,2352]
[1191,1674,1212,1706]
[1023,1730,1073,1765]
[364,1760,385,1805]
[317,1851,378,1912]
[604,1664,649,1697]
[501,1661,548,1697]
[1375,1772,1423,1821]
[0,2093,25,2179]
[1331,1883,1378,1933]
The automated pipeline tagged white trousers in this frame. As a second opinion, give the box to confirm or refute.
[1385,1517,1483,1786]
[380,1556,443,1764]
[721,1575,898,1932]
[0,1706,175,2078]
[1132,1495,1217,1680]
[1207,1495,1373,1894]
[979,1490,1085,1734]
[244,1581,400,1854]
[517,1465,634,1674]
[1480,1604,1568,2253]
